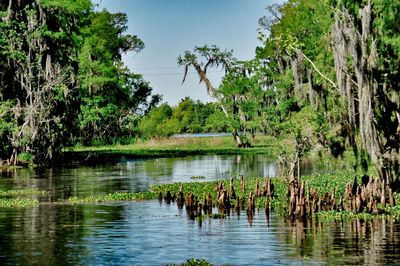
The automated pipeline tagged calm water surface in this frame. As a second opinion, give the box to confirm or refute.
[0,154,399,265]
[0,154,276,201]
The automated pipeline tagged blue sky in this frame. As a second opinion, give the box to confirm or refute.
[92,0,283,105]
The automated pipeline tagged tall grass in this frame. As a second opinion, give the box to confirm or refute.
[66,135,284,157]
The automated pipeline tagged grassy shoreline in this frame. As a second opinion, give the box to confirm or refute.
[64,136,286,160]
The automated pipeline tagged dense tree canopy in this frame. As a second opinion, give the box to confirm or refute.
[255,0,400,184]
[0,0,159,164]
[175,0,399,185]
[138,98,227,138]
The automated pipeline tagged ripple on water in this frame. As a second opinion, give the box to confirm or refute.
[1,200,400,265]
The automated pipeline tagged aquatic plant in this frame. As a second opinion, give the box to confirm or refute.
[68,191,157,203]
[0,189,45,208]
[209,213,226,219]
[0,198,39,208]
[0,189,47,197]
[67,167,400,222]
[190,176,206,179]
[176,258,212,266]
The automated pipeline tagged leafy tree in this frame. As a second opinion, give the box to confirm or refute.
[257,0,400,185]
[0,101,17,162]
[204,110,229,132]
[77,10,159,145]
[170,97,218,133]
[216,61,268,146]
[0,1,160,163]
[138,103,175,138]
[255,0,344,179]
[137,98,226,138]
[178,46,269,147]
[0,0,92,163]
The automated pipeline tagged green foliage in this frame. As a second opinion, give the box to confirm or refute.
[0,0,94,163]
[254,0,353,160]
[178,258,212,266]
[17,152,33,164]
[0,1,160,161]
[0,188,45,208]
[69,191,157,203]
[138,103,174,138]
[0,199,39,208]
[0,101,18,158]
[40,0,92,14]
[138,99,227,138]
[0,189,47,197]
[77,11,157,145]
[217,64,266,145]
[177,45,235,71]
[204,110,229,132]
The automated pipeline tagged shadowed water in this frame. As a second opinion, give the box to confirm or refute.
[1,201,400,265]
[0,154,399,265]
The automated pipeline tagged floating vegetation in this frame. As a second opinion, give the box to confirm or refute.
[66,168,400,222]
[0,198,39,208]
[69,191,157,203]
[190,176,206,179]
[0,188,47,197]
[0,189,45,208]
[315,210,381,221]
[285,168,399,220]
[179,258,212,266]
[151,176,283,210]
[209,213,226,219]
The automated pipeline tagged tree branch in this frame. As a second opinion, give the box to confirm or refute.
[298,50,339,93]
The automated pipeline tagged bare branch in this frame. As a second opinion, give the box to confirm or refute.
[299,50,339,92]
[182,64,189,84]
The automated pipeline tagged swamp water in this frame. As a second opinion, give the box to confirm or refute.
[0,154,399,265]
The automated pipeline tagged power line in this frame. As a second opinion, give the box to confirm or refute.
[140,71,223,76]
[132,66,182,70]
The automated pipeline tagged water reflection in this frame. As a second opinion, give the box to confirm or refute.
[278,217,400,265]
[0,204,87,265]
[1,154,397,264]
[0,154,276,202]
[1,201,400,265]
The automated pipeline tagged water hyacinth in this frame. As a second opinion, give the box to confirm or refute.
[0,189,45,208]
[69,191,157,203]
[179,258,212,266]
[0,189,47,197]
[190,176,206,179]
[0,198,39,208]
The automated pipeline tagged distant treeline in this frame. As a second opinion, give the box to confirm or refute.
[138,97,228,138]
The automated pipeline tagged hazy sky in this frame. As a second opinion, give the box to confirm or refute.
[92,0,283,105]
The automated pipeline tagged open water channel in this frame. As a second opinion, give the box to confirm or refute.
[0,154,400,265]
